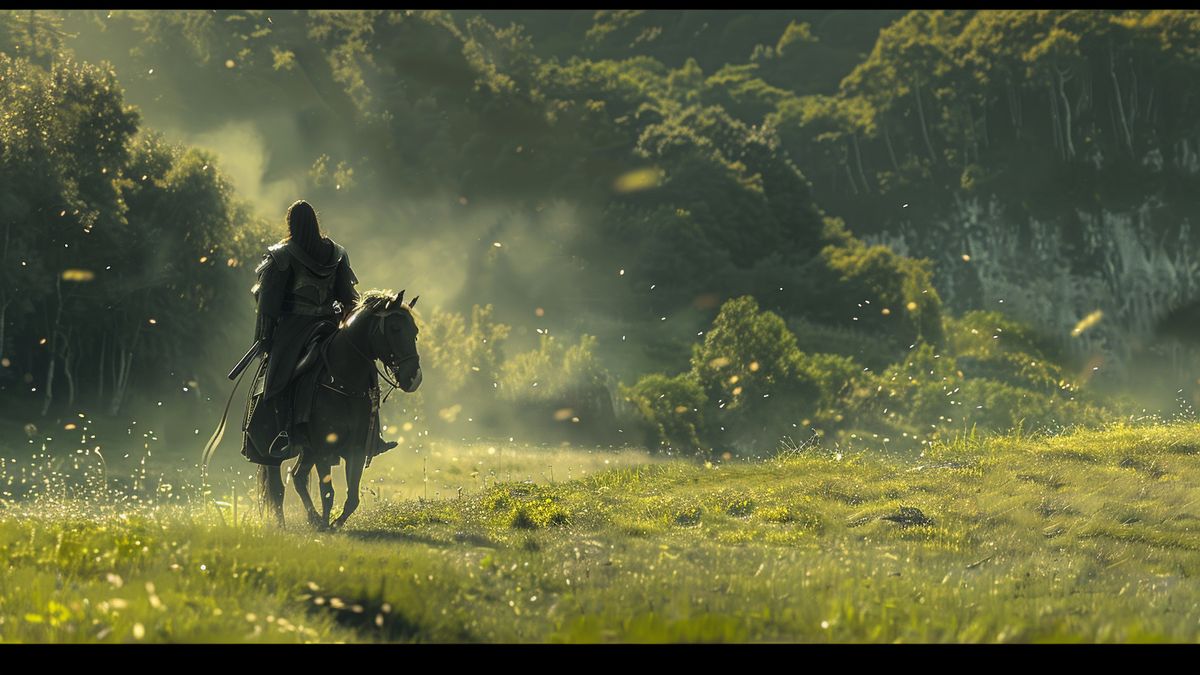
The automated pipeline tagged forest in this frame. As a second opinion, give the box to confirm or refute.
[2,10,1199,457]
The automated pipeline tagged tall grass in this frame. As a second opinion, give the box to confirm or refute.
[2,422,1200,642]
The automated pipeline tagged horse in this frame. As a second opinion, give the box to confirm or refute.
[257,288,422,530]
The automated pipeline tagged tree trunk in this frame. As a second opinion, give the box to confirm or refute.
[1048,76,1064,159]
[63,336,75,409]
[913,77,938,164]
[110,346,129,416]
[1128,59,1138,128]
[1145,84,1155,128]
[883,125,901,172]
[851,133,871,192]
[1006,80,1023,136]
[842,159,860,195]
[41,356,55,416]
[41,277,63,416]
[980,104,990,149]
[1109,47,1134,155]
[965,104,980,164]
[109,327,140,416]
[1056,65,1076,160]
[1108,96,1119,161]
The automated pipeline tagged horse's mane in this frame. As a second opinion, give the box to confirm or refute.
[353,289,414,318]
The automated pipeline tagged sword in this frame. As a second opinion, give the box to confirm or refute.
[227,339,263,380]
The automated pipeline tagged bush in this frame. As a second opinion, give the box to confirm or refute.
[811,218,944,348]
[944,310,1069,394]
[498,334,618,440]
[689,296,863,453]
[621,372,708,455]
[417,304,512,431]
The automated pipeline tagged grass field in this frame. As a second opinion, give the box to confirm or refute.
[2,422,1200,642]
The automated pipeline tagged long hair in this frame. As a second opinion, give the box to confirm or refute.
[285,200,328,260]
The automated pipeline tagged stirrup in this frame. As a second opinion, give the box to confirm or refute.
[267,430,290,458]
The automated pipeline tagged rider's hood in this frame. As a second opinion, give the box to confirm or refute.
[268,238,346,276]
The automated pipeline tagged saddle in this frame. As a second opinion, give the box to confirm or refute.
[294,328,329,379]
[243,322,337,463]
[291,322,340,428]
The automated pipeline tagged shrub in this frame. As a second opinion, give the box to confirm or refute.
[621,372,708,455]
[498,334,618,439]
[690,296,863,453]
[814,218,945,347]
[945,310,1069,394]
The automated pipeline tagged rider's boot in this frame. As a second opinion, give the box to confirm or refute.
[372,408,398,456]
[374,433,399,456]
[367,377,398,457]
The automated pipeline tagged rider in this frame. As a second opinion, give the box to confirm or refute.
[251,199,396,459]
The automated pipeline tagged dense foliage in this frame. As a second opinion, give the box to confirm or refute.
[2,10,1195,454]
[0,39,270,417]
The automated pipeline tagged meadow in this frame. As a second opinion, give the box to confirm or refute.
[2,422,1199,642]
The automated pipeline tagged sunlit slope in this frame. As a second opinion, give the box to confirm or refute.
[3,422,1200,642]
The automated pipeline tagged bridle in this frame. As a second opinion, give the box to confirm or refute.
[346,309,419,396]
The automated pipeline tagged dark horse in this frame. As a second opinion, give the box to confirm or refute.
[257,288,422,530]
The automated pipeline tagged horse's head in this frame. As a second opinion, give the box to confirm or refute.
[350,289,423,392]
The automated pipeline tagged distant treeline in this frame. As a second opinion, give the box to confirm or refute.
[0,44,270,417]
[0,11,1192,450]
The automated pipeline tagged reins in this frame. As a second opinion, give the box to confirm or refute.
[201,355,254,480]
[333,310,416,402]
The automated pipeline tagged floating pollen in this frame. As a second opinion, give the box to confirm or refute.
[60,269,95,282]
[1071,310,1103,337]
[613,167,664,193]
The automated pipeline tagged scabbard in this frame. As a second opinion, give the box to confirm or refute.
[228,340,263,380]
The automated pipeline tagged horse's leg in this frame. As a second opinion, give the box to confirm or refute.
[290,450,324,529]
[316,461,334,528]
[331,452,364,530]
[259,464,285,527]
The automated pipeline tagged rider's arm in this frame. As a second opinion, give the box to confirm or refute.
[253,254,288,351]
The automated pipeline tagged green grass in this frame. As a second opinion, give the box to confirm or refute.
[2,422,1200,642]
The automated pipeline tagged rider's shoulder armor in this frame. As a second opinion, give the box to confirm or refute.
[255,253,275,276]
[265,240,293,272]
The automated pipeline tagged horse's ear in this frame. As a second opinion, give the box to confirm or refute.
[395,289,405,305]
[409,295,419,309]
